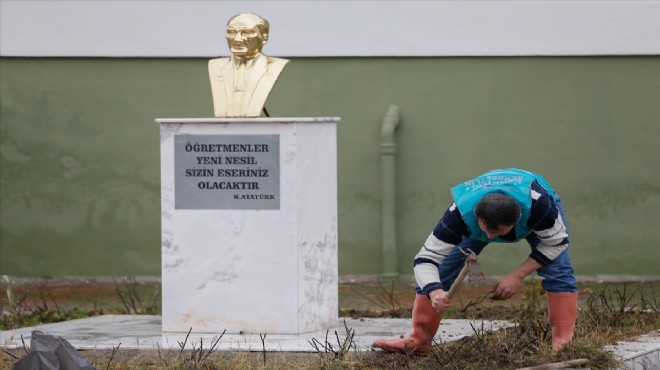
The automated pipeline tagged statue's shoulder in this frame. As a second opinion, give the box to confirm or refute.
[208,57,231,72]
[266,57,290,68]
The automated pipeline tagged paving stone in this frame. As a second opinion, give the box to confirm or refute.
[1,315,512,352]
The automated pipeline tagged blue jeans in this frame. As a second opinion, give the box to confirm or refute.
[416,195,577,294]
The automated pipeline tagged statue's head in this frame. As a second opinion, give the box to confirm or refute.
[226,13,270,58]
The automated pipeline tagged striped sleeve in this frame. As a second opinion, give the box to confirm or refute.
[413,203,468,296]
[527,182,569,266]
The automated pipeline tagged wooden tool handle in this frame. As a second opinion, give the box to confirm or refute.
[446,262,470,299]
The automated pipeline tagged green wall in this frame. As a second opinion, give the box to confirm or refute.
[1,57,659,277]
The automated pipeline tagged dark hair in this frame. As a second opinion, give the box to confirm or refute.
[474,193,521,230]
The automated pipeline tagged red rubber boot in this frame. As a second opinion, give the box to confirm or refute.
[546,291,578,351]
[372,294,441,354]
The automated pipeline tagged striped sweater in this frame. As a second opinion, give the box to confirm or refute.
[413,181,569,296]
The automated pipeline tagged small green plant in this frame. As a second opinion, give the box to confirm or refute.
[640,282,660,314]
[1,277,106,330]
[113,276,161,315]
[348,281,405,316]
[0,276,165,331]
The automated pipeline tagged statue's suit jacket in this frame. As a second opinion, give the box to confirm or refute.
[208,54,289,117]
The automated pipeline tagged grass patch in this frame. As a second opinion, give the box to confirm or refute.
[1,276,160,330]
[2,278,659,369]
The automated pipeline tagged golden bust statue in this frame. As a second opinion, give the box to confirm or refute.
[208,13,289,117]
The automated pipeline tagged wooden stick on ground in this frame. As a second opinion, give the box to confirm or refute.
[516,358,589,370]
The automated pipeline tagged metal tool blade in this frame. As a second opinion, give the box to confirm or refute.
[467,260,486,282]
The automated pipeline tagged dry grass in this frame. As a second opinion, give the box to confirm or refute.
[0,277,159,330]
[2,279,659,369]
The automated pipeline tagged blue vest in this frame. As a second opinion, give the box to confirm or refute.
[450,169,555,243]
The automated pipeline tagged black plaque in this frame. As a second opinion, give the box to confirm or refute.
[174,134,280,209]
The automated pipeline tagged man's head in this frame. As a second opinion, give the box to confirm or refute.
[226,13,269,58]
[474,193,521,239]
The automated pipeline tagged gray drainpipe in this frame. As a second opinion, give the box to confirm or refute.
[380,105,401,280]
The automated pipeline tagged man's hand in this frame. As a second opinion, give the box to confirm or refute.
[492,273,523,300]
[429,289,452,312]
[492,257,543,300]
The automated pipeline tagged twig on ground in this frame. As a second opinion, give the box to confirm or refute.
[177,327,192,359]
[350,281,402,313]
[0,348,19,360]
[104,342,120,370]
[175,329,225,366]
[460,291,496,313]
[36,278,60,315]
[190,337,203,363]
[198,330,224,363]
[156,342,168,367]
[260,333,267,366]
[308,320,356,361]
[20,334,28,353]
[113,276,159,314]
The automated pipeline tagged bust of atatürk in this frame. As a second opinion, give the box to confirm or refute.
[208,13,289,117]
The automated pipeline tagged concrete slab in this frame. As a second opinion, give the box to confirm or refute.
[604,330,660,370]
[0,315,513,352]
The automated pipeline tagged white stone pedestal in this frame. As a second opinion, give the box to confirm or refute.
[157,117,339,335]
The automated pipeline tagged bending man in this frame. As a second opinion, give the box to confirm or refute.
[373,168,578,353]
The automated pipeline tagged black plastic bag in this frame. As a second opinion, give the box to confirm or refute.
[12,330,97,370]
